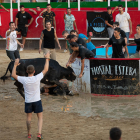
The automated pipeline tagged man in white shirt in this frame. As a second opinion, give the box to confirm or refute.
[6,22,24,61]
[115,5,132,43]
[11,52,50,140]
[64,8,78,34]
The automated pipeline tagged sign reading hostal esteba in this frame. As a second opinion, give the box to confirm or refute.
[90,60,140,95]
[87,12,108,38]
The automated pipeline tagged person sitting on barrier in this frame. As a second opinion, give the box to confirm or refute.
[106,27,129,58]
[70,30,96,55]
[40,83,73,96]
[62,30,73,54]
[110,127,122,140]
[66,42,95,78]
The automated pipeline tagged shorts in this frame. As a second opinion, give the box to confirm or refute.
[112,53,125,58]
[16,26,28,37]
[6,50,20,61]
[25,100,43,113]
[43,48,56,60]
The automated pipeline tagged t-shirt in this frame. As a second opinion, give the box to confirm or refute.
[6,30,17,51]
[112,29,126,38]
[67,40,73,54]
[0,3,1,6]
[115,12,130,32]
[78,46,95,60]
[76,38,87,48]
[16,11,32,26]
[105,12,114,28]
[78,33,96,51]
[17,72,43,103]
[64,14,75,31]
[108,36,126,58]
[42,11,55,26]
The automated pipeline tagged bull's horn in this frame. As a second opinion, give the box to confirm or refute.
[72,72,76,77]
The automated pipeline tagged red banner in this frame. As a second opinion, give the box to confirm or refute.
[0,8,139,38]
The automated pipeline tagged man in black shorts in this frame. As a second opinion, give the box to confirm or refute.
[12,52,50,140]
[106,27,129,58]
[15,5,33,51]
[66,42,95,78]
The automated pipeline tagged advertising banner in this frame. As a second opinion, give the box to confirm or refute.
[87,12,108,38]
[90,59,140,95]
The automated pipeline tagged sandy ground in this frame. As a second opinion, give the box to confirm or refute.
[0,50,140,140]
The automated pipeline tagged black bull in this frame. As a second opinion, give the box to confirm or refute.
[1,58,76,99]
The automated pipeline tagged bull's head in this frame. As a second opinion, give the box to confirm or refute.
[66,66,76,82]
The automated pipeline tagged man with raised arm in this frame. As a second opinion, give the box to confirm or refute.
[12,52,50,140]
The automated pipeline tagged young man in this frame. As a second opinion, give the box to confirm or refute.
[29,6,47,15]
[62,30,73,53]
[105,6,118,38]
[110,127,122,140]
[42,4,56,29]
[11,52,50,140]
[6,22,24,61]
[66,42,95,78]
[15,5,33,51]
[70,30,96,55]
[39,20,61,60]
[115,5,132,43]
[106,27,129,58]
[0,3,9,12]
[64,8,78,34]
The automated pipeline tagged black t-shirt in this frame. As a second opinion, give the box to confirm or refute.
[78,46,95,60]
[108,36,126,58]
[105,12,113,28]
[42,11,55,26]
[134,38,140,52]
[76,38,87,48]
[112,29,126,38]
[16,11,32,26]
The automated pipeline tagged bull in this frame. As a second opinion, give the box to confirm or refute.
[1,58,76,99]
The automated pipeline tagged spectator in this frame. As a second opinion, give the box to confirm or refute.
[105,6,118,38]
[0,3,9,12]
[15,5,33,51]
[11,52,50,140]
[106,27,129,58]
[42,4,56,29]
[39,20,61,60]
[62,30,73,53]
[64,8,78,34]
[115,5,132,43]
[6,22,24,61]
[29,6,47,15]
[110,127,122,140]
[70,30,96,55]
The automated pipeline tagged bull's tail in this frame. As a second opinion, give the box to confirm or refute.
[0,63,11,82]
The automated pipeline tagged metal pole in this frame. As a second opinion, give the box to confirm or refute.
[68,0,70,8]
[125,0,127,13]
[138,0,140,11]
[18,0,20,11]
[10,0,13,22]
[108,0,110,7]
[78,0,80,11]
[48,0,50,4]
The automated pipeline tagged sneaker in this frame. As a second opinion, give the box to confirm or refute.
[28,134,32,139]
[37,133,43,140]
[64,49,67,53]
[19,48,23,51]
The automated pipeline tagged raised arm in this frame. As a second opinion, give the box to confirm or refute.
[29,9,37,15]
[42,52,50,75]
[39,31,44,54]
[54,29,61,49]
[0,5,9,12]
[112,6,118,14]
[39,9,47,16]
[12,59,20,80]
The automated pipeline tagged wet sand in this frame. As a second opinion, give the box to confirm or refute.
[0,50,140,140]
